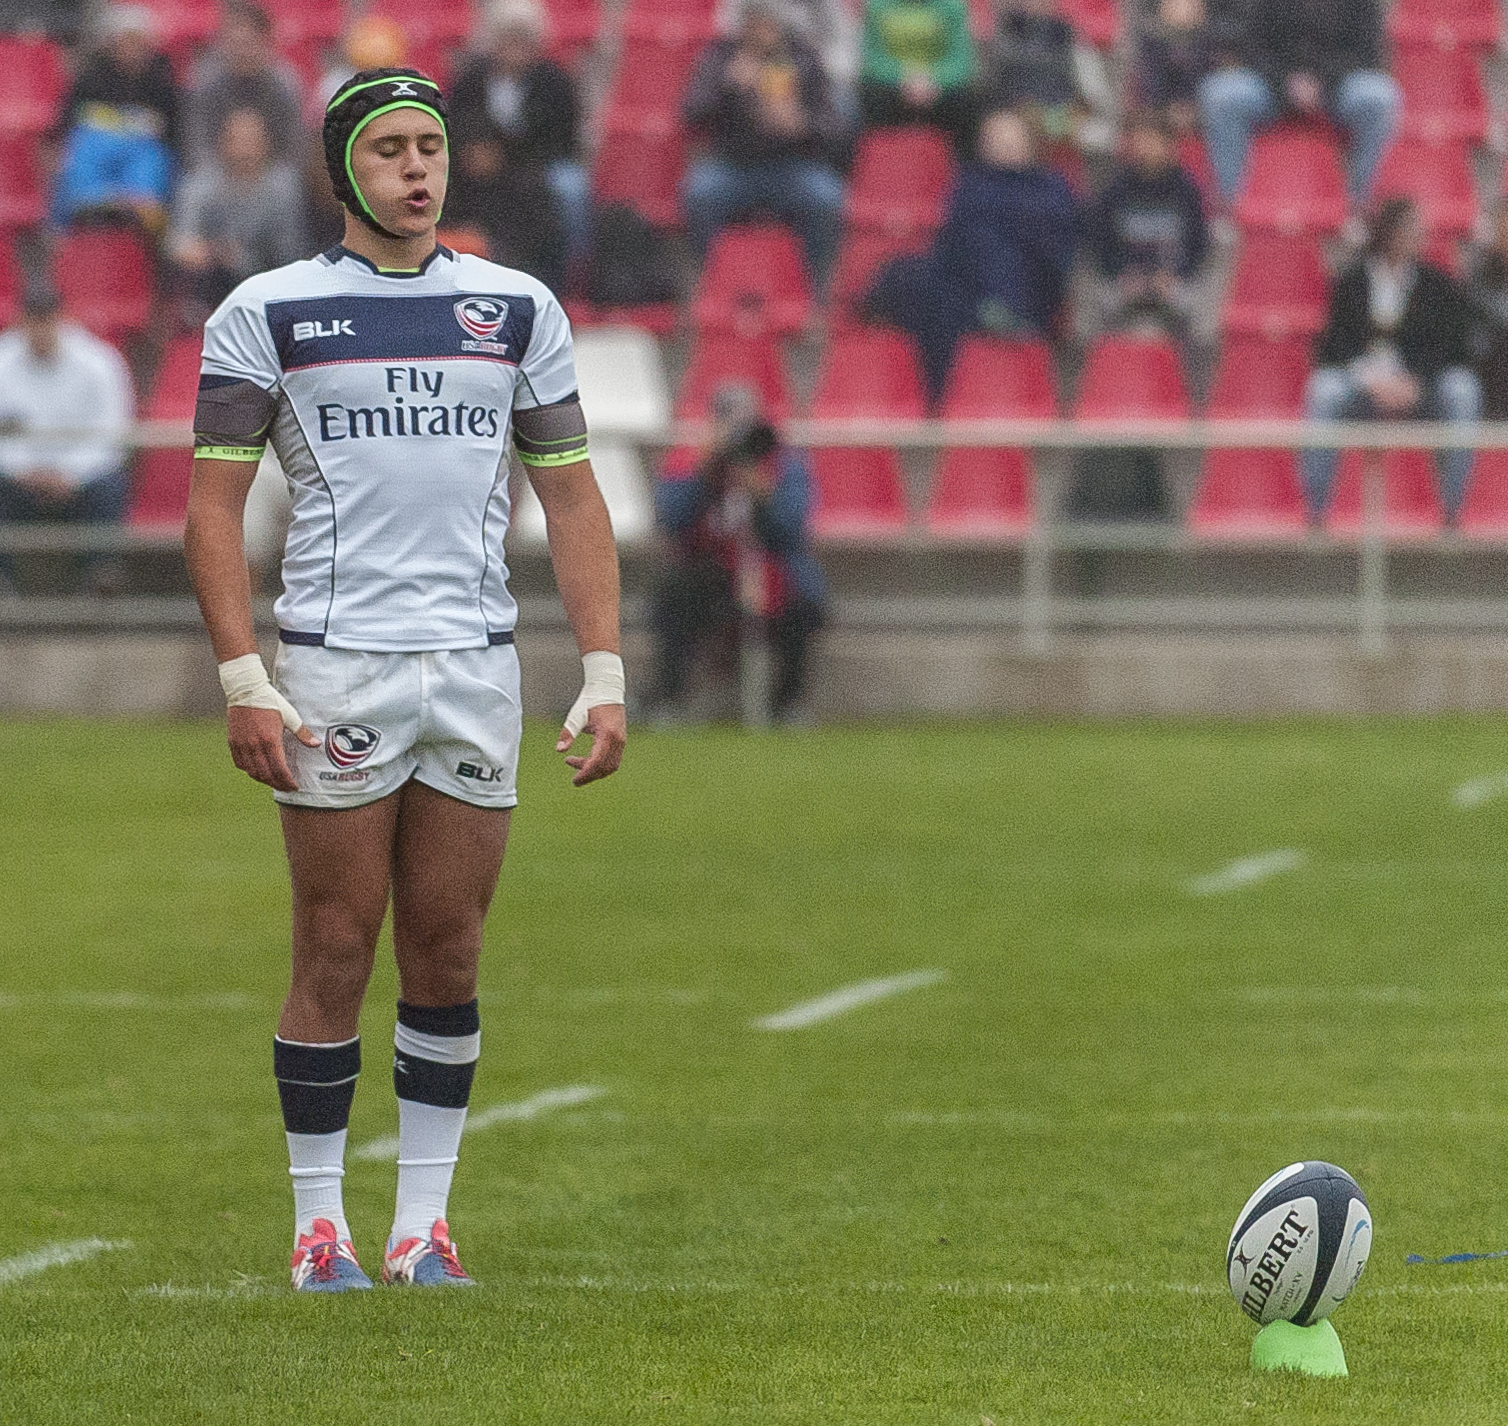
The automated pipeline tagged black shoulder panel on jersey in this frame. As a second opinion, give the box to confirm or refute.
[194,375,277,445]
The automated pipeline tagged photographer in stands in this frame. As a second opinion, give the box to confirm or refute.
[645,383,828,726]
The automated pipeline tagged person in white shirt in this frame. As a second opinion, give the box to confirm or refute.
[183,68,625,1294]
[0,284,136,590]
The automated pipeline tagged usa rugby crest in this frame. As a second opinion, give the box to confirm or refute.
[453,297,509,341]
[325,723,382,769]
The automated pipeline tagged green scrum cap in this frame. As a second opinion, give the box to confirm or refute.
[323,67,448,239]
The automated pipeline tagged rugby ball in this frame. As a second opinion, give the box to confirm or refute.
[1226,1161,1371,1326]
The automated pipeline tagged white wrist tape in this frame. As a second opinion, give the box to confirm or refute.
[562,650,625,739]
[218,652,308,734]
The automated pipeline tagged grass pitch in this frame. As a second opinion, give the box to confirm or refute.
[5,715,1508,1423]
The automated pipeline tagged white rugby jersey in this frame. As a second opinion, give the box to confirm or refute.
[198,244,580,652]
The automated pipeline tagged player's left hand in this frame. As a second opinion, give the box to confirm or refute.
[557,702,626,787]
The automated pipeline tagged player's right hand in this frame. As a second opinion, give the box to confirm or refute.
[227,705,318,793]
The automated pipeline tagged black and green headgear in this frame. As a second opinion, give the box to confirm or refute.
[323,67,448,239]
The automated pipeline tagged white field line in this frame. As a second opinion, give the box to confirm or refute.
[0,1238,131,1286]
[1453,772,1508,809]
[752,969,948,1031]
[353,1084,605,1162]
[0,992,254,1011]
[1187,849,1305,897]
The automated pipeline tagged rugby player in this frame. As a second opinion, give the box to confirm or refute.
[183,68,625,1292]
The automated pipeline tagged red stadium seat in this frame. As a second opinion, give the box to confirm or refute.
[607,34,707,119]
[1074,333,1192,419]
[593,113,686,227]
[829,227,930,319]
[691,224,811,337]
[368,0,476,70]
[846,128,956,235]
[1190,335,1310,539]
[0,36,67,136]
[140,0,221,70]
[1176,132,1217,204]
[1233,123,1347,236]
[261,0,344,62]
[0,137,48,231]
[808,327,925,537]
[1374,139,1479,240]
[545,0,602,64]
[676,332,792,419]
[1389,0,1502,52]
[1221,233,1329,339]
[129,333,203,528]
[1458,451,1508,538]
[54,230,156,345]
[1059,0,1120,46]
[927,336,1055,538]
[0,238,20,327]
[1396,47,1490,144]
[1325,449,1445,538]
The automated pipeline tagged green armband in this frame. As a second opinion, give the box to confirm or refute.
[194,444,267,462]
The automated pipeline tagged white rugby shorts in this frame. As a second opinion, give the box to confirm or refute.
[272,640,522,810]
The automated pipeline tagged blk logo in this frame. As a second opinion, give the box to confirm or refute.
[293,319,355,341]
[326,723,382,769]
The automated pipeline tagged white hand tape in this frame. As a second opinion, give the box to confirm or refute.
[218,652,308,734]
[562,650,625,740]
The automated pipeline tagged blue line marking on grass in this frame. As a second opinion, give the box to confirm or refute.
[752,969,948,1031]
[1186,850,1306,897]
[1406,1249,1508,1266]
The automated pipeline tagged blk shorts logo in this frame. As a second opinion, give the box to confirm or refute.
[453,297,508,341]
[325,723,382,769]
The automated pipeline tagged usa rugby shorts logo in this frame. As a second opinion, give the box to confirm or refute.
[453,297,509,341]
[325,723,382,769]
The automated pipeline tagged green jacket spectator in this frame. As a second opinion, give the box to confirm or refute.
[860,0,977,151]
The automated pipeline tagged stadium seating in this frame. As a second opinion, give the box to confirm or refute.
[1395,46,1490,145]
[1176,132,1217,203]
[691,224,812,337]
[846,128,955,236]
[1189,335,1310,539]
[544,0,603,65]
[1074,333,1192,419]
[0,238,19,327]
[140,0,221,69]
[0,36,67,136]
[1221,233,1329,339]
[0,138,48,231]
[1233,123,1347,236]
[369,0,477,77]
[1324,449,1445,538]
[1458,452,1508,538]
[829,227,930,322]
[807,326,925,537]
[1059,0,1120,47]
[676,332,792,419]
[592,112,686,227]
[1388,0,1502,52]
[926,336,1054,538]
[53,231,156,346]
[128,333,202,528]
[1373,138,1479,240]
[608,32,709,121]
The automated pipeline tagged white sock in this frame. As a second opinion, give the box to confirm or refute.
[391,1101,468,1244]
[287,1128,349,1244]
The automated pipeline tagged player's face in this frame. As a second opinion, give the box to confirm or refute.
[350,108,449,240]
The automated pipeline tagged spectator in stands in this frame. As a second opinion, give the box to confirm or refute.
[307,15,409,126]
[1198,0,1400,207]
[1468,201,1508,420]
[450,0,590,272]
[859,0,976,152]
[0,284,135,593]
[169,108,307,316]
[646,382,827,726]
[863,107,1078,397]
[1085,110,1207,336]
[1305,198,1480,524]
[717,0,862,110]
[51,4,180,230]
[682,0,846,281]
[1133,0,1219,132]
[444,120,567,291]
[977,0,1115,154]
[183,2,304,169]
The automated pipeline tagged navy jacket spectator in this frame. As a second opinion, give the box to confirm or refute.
[683,32,842,167]
[448,53,581,169]
[1317,261,1473,383]
[1088,163,1207,280]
